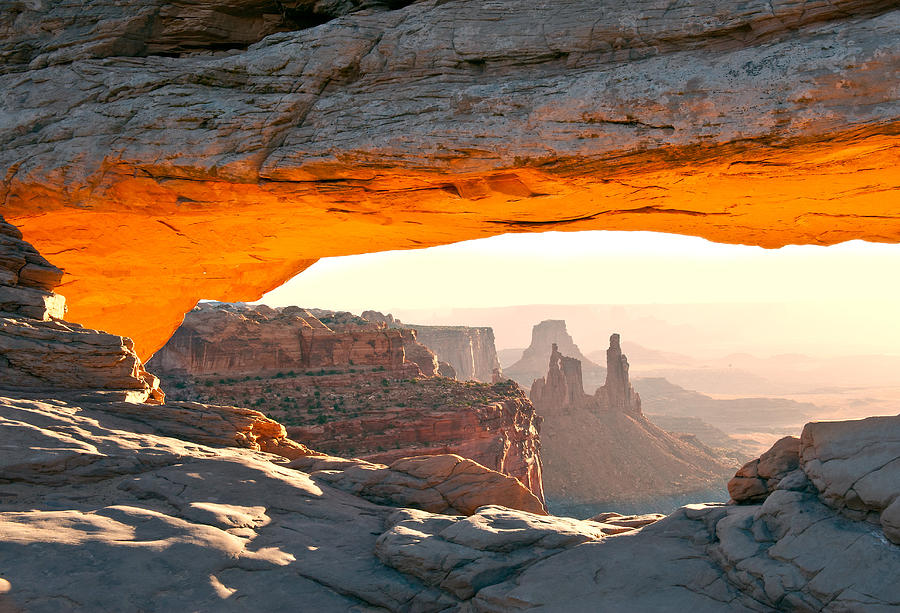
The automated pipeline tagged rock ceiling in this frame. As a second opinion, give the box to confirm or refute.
[1,0,898,357]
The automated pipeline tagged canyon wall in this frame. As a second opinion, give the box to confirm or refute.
[531,334,735,505]
[287,379,544,501]
[1,1,897,357]
[148,304,438,376]
[360,311,502,382]
[154,304,543,499]
[404,325,501,383]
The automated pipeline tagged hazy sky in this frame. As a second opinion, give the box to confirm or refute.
[256,231,900,356]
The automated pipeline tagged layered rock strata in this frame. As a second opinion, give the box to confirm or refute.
[505,320,606,392]
[4,2,898,357]
[162,365,545,501]
[287,378,544,501]
[148,303,438,376]
[531,335,735,505]
[0,217,163,403]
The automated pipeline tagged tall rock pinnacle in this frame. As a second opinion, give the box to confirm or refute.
[599,333,641,415]
[531,333,640,416]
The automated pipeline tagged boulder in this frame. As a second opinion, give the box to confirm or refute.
[728,435,800,503]
[800,415,900,542]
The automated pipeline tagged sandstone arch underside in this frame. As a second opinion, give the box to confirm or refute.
[1,0,898,358]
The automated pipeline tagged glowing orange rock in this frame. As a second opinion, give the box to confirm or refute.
[1,1,898,356]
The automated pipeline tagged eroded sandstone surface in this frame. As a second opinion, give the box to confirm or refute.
[2,1,898,356]
[3,393,898,612]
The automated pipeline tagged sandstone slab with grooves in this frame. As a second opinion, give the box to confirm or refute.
[2,2,898,357]
[289,453,546,516]
[2,394,899,611]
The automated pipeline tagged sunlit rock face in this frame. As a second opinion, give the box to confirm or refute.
[0,217,163,403]
[2,0,898,358]
[147,303,431,375]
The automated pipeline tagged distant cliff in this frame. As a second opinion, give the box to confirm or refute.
[149,304,438,377]
[153,304,543,500]
[532,334,735,506]
[361,311,502,383]
[505,320,606,392]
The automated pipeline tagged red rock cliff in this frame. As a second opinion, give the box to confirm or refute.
[155,305,544,500]
[148,304,437,376]
[288,379,544,501]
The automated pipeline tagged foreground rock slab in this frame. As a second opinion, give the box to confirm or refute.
[2,394,898,612]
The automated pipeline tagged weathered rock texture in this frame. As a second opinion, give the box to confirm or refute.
[289,453,546,516]
[3,396,898,611]
[505,320,606,392]
[3,1,898,357]
[800,415,900,544]
[0,216,163,403]
[0,395,552,611]
[531,335,735,505]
